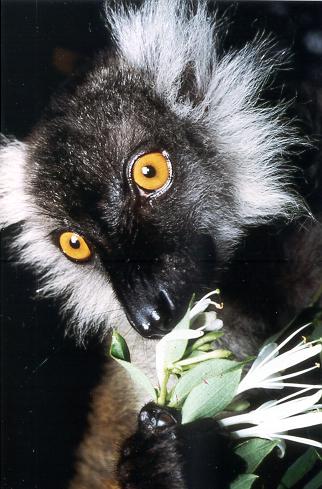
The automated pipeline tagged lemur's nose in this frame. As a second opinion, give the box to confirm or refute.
[126,289,179,338]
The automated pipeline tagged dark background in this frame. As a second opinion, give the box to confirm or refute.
[2,2,109,489]
[1,2,322,488]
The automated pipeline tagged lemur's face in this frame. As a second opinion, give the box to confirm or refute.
[1,3,300,341]
[28,64,236,338]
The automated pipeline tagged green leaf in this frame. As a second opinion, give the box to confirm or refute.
[113,357,157,401]
[226,400,251,412]
[169,358,239,407]
[230,474,258,489]
[110,331,157,402]
[311,322,322,341]
[235,438,279,473]
[181,367,242,423]
[110,330,131,361]
[303,470,322,489]
[277,448,319,489]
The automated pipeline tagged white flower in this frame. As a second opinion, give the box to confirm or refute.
[219,324,322,453]
[189,289,223,321]
[155,325,204,386]
[155,290,223,386]
[237,323,322,394]
[220,388,322,451]
[197,311,224,331]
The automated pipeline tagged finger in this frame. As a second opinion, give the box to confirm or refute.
[138,402,180,435]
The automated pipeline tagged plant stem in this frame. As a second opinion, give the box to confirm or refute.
[157,370,170,405]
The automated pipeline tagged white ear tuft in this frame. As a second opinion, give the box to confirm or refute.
[106,0,215,113]
[106,0,308,225]
[0,139,31,229]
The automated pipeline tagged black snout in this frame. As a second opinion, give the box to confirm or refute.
[124,288,179,338]
[106,234,216,338]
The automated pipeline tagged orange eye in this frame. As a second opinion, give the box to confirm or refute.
[59,232,92,262]
[131,151,172,192]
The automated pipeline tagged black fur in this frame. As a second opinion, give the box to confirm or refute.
[28,57,241,337]
[2,2,322,489]
[25,50,322,345]
[118,403,245,489]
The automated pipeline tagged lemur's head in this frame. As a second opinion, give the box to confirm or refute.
[0,1,303,341]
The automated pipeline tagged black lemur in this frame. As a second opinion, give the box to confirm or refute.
[1,1,321,488]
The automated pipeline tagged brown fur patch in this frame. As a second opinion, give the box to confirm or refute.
[69,361,140,489]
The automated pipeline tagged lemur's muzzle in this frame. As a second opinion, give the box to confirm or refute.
[122,285,194,338]
[107,234,216,338]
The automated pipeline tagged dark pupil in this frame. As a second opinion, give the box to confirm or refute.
[142,165,156,178]
[70,236,80,249]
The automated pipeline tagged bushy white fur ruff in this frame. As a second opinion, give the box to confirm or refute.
[107,0,305,224]
[0,141,124,343]
[0,142,156,371]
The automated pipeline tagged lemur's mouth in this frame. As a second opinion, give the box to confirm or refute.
[107,235,217,338]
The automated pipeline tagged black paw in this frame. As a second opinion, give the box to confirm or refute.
[117,402,245,489]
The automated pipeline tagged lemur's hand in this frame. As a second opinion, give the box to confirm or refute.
[117,402,245,489]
